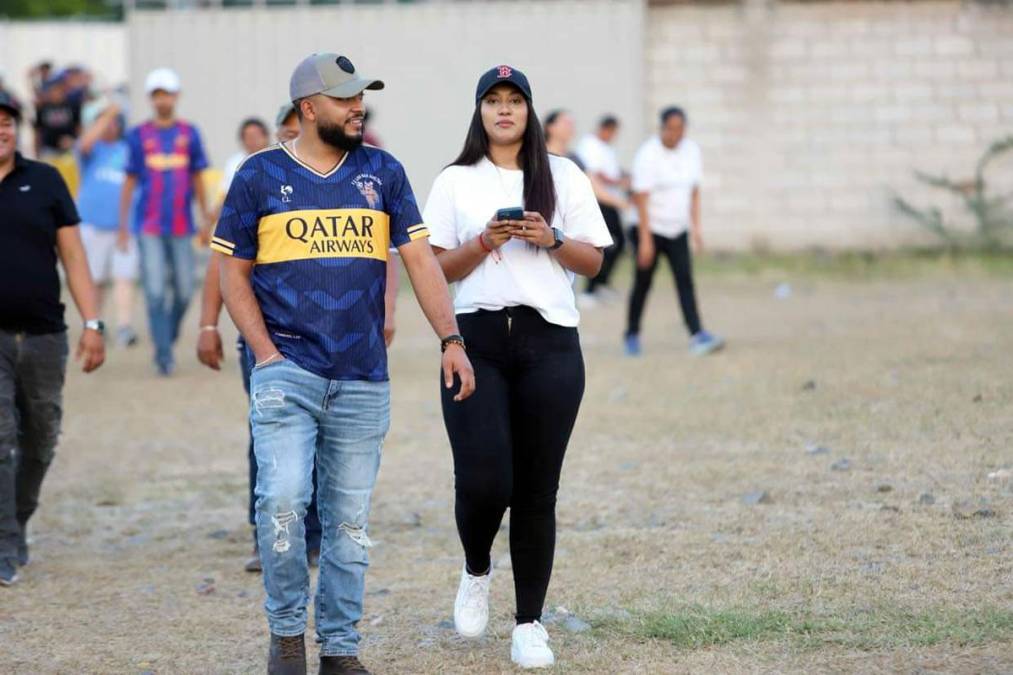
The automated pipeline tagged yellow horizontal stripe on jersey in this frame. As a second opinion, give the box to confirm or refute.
[210,241,236,256]
[144,153,190,171]
[211,236,235,250]
[407,227,430,241]
[256,208,390,264]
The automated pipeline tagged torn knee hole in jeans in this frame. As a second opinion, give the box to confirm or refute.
[338,522,373,548]
[272,510,298,553]
[253,388,285,412]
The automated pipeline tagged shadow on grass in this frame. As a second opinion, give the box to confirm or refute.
[594,605,1013,651]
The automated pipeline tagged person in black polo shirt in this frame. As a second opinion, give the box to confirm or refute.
[0,92,105,587]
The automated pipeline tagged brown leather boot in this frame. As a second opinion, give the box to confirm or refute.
[318,655,371,675]
[268,633,306,675]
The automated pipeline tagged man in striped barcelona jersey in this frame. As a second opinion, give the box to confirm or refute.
[214,53,475,675]
[119,67,212,376]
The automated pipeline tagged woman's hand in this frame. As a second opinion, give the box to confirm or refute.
[507,211,554,248]
[482,215,514,250]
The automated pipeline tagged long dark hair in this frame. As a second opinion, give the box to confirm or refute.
[450,98,557,224]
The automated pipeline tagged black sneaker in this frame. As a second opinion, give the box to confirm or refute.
[268,634,306,675]
[0,558,19,587]
[319,655,370,675]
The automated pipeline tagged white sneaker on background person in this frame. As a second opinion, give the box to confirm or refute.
[454,563,492,637]
[511,621,555,668]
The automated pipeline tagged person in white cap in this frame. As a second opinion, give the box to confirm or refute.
[119,68,212,376]
[214,53,474,675]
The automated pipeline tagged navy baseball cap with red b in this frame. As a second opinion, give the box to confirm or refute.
[475,65,532,104]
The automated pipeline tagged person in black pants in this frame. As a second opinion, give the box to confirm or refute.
[625,106,724,357]
[0,93,105,586]
[423,65,612,669]
[575,115,629,305]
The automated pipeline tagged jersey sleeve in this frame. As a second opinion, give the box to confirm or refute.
[125,128,144,176]
[421,169,459,250]
[385,160,428,248]
[210,165,258,260]
[188,125,210,172]
[560,161,612,248]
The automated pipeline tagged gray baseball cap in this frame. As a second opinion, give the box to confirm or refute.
[289,53,384,102]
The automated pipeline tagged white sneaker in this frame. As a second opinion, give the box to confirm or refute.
[511,621,555,669]
[453,563,492,637]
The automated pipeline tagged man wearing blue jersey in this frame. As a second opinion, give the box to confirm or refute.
[215,53,474,675]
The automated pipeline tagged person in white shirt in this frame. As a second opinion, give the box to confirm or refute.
[626,106,724,356]
[574,115,629,304]
[424,65,612,670]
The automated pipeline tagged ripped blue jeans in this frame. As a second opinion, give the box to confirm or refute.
[249,358,389,656]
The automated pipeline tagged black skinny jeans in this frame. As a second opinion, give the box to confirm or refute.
[586,203,624,293]
[627,229,702,337]
[441,307,584,624]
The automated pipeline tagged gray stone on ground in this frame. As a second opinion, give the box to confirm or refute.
[918,492,936,505]
[207,529,229,540]
[805,443,830,456]
[876,483,893,493]
[437,618,455,630]
[830,458,851,471]
[741,490,772,506]
[802,380,817,391]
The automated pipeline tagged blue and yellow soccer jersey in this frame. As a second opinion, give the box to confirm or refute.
[211,143,428,381]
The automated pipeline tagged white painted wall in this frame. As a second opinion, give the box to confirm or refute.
[125,0,647,209]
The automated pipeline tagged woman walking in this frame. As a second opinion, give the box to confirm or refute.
[424,65,612,669]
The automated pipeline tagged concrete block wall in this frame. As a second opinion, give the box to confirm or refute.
[646,1,1013,250]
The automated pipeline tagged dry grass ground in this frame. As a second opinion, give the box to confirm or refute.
[1,255,1011,674]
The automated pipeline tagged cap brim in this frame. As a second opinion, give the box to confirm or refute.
[321,78,384,99]
[476,80,529,103]
[0,104,21,121]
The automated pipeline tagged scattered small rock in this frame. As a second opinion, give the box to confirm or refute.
[987,468,1011,482]
[972,394,983,403]
[369,615,384,626]
[880,505,900,514]
[805,443,831,456]
[952,500,996,520]
[918,493,936,505]
[618,461,639,471]
[207,529,229,540]
[741,490,772,506]
[237,590,250,599]
[802,380,817,391]
[436,619,455,630]
[403,512,422,528]
[876,484,894,493]
[830,458,851,472]
[774,282,792,299]
[859,561,884,574]
[561,615,592,633]
[196,578,215,595]
[367,588,390,597]
[95,498,119,507]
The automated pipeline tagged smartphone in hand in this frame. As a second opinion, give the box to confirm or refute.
[495,207,525,222]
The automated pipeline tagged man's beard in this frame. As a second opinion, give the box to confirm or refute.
[318,119,363,152]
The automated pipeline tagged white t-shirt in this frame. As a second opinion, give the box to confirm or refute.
[575,134,624,201]
[631,136,702,238]
[424,155,613,327]
[220,151,246,200]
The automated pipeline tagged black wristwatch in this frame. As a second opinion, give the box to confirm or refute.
[441,334,466,352]
[84,319,105,335]
[549,227,565,250]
